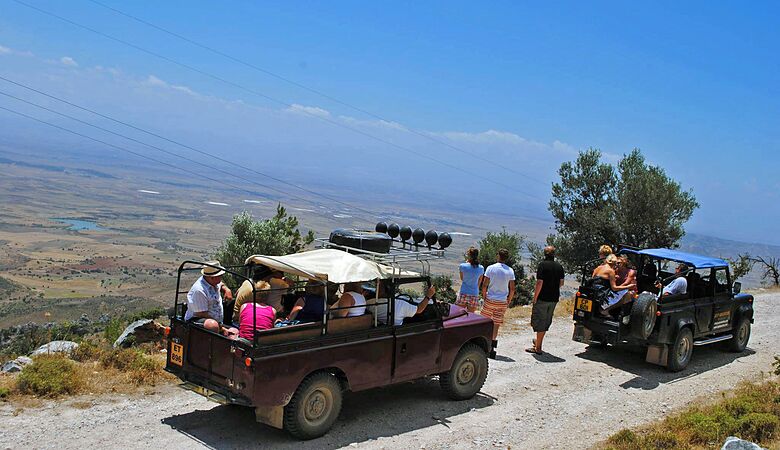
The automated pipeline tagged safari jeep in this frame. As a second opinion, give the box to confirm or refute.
[164,237,494,440]
[572,248,754,372]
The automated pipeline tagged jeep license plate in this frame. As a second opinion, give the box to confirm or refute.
[576,298,592,313]
[170,342,184,366]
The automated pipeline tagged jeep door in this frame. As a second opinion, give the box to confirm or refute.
[693,270,716,335]
[710,267,733,333]
[392,319,442,382]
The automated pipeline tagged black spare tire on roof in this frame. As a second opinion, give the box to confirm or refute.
[329,229,392,254]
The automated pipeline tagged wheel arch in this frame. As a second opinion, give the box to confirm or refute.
[303,366,350,392]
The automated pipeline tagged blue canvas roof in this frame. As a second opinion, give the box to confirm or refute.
[619,248,729,269]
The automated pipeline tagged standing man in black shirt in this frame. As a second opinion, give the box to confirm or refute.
[526,246,565,354]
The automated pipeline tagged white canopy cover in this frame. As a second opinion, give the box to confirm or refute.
[245,249,420,283]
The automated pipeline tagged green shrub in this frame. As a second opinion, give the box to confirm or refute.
[641,431,680,449]
[606,429,639,449]
[17,355,83,397]
[70,339,105,362]
[103,317,125,344]
[738,412,779,442]
[0,386,10,400]
[431,274,457,303]
[678,412,721,444]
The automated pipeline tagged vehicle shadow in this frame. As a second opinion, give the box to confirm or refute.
[575,344,757,390]
[161,378,495,449]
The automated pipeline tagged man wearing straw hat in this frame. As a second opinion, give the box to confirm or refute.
[184,261,231,333]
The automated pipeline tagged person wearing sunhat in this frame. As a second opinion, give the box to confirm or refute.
[184,261,233,334]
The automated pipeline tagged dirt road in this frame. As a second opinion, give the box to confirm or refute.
[1,293,777,449]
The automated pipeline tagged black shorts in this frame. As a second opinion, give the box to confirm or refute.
[531,301,556,332]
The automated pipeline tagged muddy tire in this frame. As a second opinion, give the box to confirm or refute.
[727,317,751,352]
[667,327,693,372]
[440,343,488,400]
[284,372,343,440]
[629,292,658,340]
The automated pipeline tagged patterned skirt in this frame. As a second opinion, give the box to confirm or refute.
[455,293,480,310]
[480,298,509,326]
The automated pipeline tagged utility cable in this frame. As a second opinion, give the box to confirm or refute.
[0,102,366,225]
[0,75,378,221]
[10,0,548,206]
[85,0,547,185]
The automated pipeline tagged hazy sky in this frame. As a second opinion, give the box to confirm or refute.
[1,1,779,244]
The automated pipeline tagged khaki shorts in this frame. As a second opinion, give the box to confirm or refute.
[531,301,556,332]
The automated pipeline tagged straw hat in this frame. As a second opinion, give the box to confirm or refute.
[201,261,226,277]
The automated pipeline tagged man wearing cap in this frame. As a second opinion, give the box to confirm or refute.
[185,261,228,328]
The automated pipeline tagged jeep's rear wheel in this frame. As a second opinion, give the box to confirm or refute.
[284,372,343,440]
[440,343,488,400]
[629,292,658,340]
[727,317,751,352]
[667,327,693,372]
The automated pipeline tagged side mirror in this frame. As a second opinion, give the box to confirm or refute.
[732,281,742,295]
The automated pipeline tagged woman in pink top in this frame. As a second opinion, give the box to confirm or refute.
[238,281,276,340]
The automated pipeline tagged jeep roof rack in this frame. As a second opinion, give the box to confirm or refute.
[314,237,445,277]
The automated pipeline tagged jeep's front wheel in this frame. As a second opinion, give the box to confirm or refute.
[727,317,750,352]
[667,327,693,372]
[284,372,343,440]
[440,343,488,400]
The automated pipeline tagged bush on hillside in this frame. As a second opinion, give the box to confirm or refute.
[17,354,83,397]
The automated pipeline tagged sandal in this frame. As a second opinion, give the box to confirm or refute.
[525,347,541,354]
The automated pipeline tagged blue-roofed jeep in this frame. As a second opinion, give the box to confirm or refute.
[572,248,754,371]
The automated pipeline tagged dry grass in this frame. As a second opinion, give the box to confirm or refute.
[500,297,574,333]
[1,340,173,404]
[601,378,780,450]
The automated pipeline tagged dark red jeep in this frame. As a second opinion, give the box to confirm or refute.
[164,246,495,440]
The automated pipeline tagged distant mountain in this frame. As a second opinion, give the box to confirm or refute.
[680,232,780,260]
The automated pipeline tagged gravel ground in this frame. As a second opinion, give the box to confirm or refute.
[1,293,777,450]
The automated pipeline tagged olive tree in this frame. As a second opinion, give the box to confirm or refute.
[214,204,314,288]
[549,148,699,272]
[727,253,755,281]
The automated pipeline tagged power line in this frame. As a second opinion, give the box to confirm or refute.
[0,75,379,222]
[85,0,547,186]
[10,0,548,207]
[0,102,368,225]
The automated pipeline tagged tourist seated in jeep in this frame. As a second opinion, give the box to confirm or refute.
[288,281,327,323]
[331,282,368,318]
[236,281,276,339]
[616,255,638,294]
[591,254,636,314]
[655,263,688,297]
[366,282,437,326]
[287,280,327,323]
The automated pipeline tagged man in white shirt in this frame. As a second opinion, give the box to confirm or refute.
[480,249,516,341]
[184,261,237,336]
[368,284,437,326]
[656,263,688,296]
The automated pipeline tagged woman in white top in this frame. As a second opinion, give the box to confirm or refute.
[333,282,366,317]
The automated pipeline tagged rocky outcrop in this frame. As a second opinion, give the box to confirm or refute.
[1,356,33,373]
[722,437,765,450]
[113,319,165,348]
[30,340,79,356]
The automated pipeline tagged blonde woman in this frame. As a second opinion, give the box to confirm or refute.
[593,254,635,315]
